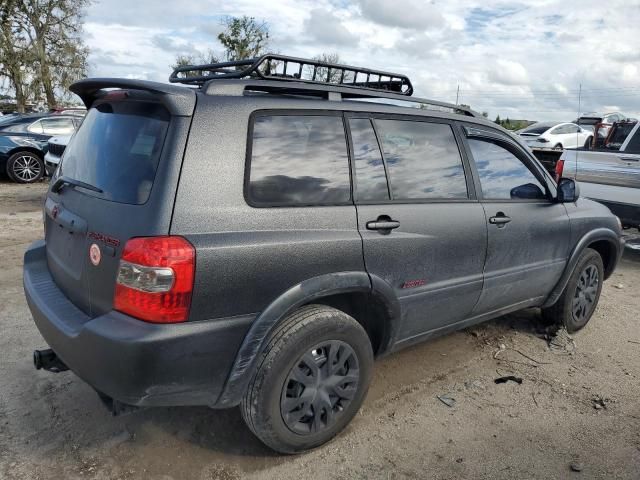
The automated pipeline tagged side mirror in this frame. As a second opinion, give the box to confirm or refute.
[510,183,545,200]
[557,177,580,203]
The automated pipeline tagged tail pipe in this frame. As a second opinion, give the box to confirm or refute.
[33,348,69,373]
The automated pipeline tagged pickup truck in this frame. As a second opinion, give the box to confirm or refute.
[559,120,640,229]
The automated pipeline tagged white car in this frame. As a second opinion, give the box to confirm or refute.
[518,122,592,150]
[44,135,71,176]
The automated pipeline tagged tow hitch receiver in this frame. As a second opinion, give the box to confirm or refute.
[33,349,69,373]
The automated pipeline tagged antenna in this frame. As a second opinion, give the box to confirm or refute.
[575,83,582,177]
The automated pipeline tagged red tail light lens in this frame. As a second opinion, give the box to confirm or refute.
[114,236,195,323]
[554,159,565,182]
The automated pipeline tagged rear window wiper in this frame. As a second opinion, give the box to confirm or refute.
[51,176,103,194]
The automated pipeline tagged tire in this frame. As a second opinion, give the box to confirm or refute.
[6,151,44,183]
[542,248,604,333]
[584,136,593,149]
[553,143,563,150]
[241,305,374,454]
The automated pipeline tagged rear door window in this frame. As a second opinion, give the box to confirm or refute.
[27,120,44,134]
[58,101,170,205]
[247,114,351,206]
[348,118,389,201]
[373,119,468,200]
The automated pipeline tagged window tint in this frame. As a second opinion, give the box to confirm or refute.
[567,124,580,133]
[59,102,169,205]
[248,115,350,206]
[374,120,467,200]
[468,138,546,200]
[349,118,389,201]
[41,118,76,136]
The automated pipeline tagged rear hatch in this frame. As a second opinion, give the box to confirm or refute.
[44,86,194,318]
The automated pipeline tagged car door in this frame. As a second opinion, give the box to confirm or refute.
[555,123,577,148]
[562,123,582,148]
[347,115,487,344]
[461,125,570,315]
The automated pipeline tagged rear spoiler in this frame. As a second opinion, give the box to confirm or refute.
[69,78,196,117]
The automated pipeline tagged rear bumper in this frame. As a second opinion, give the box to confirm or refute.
[24,240,254,407]
[44,152,59,176]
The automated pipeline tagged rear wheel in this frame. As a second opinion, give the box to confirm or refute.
[553,143,563,150]
[241,305,374,454]
[584,136,593,149]
[542,248,604,333]
[6,151,44,183]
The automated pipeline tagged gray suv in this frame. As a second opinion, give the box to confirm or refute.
[24,55,624,453]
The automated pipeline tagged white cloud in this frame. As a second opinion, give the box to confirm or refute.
[487,60,529,86]
[303,8,359,46]
[77,0,640,122]
[357,0,445,30]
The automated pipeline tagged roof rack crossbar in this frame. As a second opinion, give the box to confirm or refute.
[169,54,414,96]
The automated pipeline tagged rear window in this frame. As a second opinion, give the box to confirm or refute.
[520,122,554,135]
[58,101,169,204]
[606,123,636,150]
[247,114,351,206]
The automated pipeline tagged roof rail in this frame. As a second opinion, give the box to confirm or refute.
[203,79,477,117]
[169,54,414,96]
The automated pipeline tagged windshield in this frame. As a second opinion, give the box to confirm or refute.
[58,101,170,204]
[520,122,555,135]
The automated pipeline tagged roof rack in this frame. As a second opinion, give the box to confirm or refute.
[169,54,414,96]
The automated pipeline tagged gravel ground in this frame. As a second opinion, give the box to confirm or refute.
[0,180,639,480]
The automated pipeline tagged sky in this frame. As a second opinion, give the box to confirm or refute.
[82,0,640,122]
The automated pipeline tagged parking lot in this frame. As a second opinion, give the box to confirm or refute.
[1,179,639,480]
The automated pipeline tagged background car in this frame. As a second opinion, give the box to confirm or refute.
[518,121,592,150]
[0,114,81,183]
[44,135,71,176]
[575,112,632,147]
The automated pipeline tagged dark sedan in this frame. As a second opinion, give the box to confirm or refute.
[0,114,81,183]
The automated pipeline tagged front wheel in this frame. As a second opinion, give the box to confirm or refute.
[6,151,44,183]
[542,248,604,332]
[241,305,374,453]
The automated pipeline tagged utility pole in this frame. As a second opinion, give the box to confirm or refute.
[455,84,460,105]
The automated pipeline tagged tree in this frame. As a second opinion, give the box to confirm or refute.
[171,51,220,78]
[310,53,343,83]
[217,16,269,61]
[0,0,91,110]
[0,0,34,112]
[16,0,91,109]
[495,115,501,125]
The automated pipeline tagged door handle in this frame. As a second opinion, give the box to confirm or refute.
[620,156,639,162]
[489,213,511,226]
[366,219,400,231]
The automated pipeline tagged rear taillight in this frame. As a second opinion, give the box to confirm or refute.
[555,159,565,182]
[114,236,195,323]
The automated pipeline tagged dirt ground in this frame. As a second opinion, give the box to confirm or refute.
[0,180,639,480]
